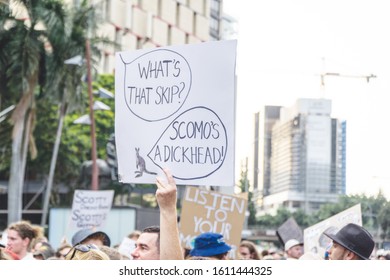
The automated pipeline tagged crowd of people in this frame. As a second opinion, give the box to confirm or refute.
[1,169,388,261]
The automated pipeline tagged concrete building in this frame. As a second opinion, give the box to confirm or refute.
[253,99,346,215]
[5,0,227,74]
[74,0,227,74]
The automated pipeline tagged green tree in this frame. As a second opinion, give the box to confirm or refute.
[291,208,313,228]
[256,207,291,228]
[313,192,388,230]
[378,201,390,241]
[237,163,257,226]
[256,207,312,229]
[0,0,69,224]
[40,1,110,225]
[25,74,115,193]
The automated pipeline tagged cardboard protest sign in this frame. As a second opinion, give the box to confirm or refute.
[115,40,237,186]
[303,203,362,256]
[179,186,247,259]
[276,217,303,246]
[69,190,114,229]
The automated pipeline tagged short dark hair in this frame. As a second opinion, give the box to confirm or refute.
[142,226,160,253]
[213,252,229,260]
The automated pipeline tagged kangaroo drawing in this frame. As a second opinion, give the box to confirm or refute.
[135,147,157,178]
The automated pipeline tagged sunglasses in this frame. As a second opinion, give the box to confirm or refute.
[66,244,99,260]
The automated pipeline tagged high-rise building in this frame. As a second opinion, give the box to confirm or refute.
[77,0,226,73]
[253,99,346,215]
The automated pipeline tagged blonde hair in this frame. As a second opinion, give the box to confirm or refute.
[128,230,141,240]
[99,245,123,260]
[65,246,110,260]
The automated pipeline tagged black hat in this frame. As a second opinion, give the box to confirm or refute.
[324,223,374,260]
[71,229,111,247]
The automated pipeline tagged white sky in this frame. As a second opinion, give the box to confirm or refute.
[223,0,390,199]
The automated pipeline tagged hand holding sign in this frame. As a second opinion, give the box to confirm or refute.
[156,168,177,211]
[115,40,237,185]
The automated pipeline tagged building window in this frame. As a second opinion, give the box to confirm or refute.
[103,53,109,74]
[292,201,301,208]
[115,28,122,51]
[210,0,221,16]
[210,16,219,34]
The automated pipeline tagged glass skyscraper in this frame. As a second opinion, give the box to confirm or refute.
[253,99,346,215]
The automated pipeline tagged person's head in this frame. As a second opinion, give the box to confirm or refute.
[56,243,72,260]
[131,226,160,260]
[99,245,123,260]
[6,221,38,258]
[375,249,390,260]
[33,242,55,260]
[268,248,283,260]
[239,240,260,260]
[324,223,374,260]
[284,239,304,259]
[31,236,49,253]
[189,232,232,260]
[127,230,141,241]
[260,249,269,258]
[71,228,111,247]
[65,244,110,260]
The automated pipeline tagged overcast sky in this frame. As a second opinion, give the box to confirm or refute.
[223,0,390,198]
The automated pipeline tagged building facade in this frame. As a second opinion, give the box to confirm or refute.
[253,99,346,215]
[75,0,226,73]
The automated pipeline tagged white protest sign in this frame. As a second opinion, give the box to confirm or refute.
[69,190,114,229]
[179,186,247,259]
[303,203,362,256]
[115,40,237,186]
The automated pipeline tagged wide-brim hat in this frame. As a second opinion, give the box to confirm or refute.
[324,223,374,260]
[71,229,111,247]
[190,232,232,257]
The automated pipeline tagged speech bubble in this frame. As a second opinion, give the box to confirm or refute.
[120,49,192,121]
[148,106,227,180]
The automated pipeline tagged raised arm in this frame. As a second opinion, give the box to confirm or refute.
[155,168,183,260]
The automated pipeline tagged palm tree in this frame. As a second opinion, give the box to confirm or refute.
[0,0,57,224]
[0,0,106,224]
[40,1,108,226]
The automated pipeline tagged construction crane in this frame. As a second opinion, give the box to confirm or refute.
[320,72,377,87]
